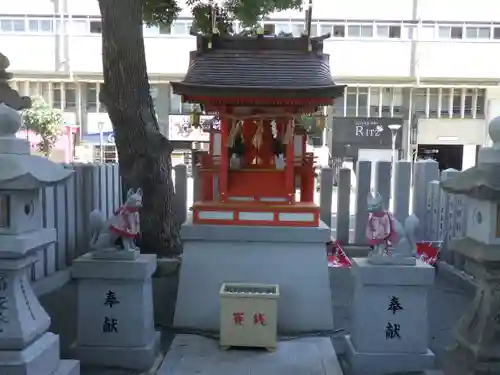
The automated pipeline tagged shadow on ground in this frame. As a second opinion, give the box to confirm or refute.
[40,265,473,375]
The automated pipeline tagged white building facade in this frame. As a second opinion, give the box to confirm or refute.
[1,0,500,165]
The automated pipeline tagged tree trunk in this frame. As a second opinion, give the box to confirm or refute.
[97,0,182,256]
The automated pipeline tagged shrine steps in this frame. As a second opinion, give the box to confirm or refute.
[192,200,320,227]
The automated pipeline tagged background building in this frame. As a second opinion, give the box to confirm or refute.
[1,0,500,167]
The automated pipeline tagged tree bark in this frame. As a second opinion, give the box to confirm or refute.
[97,0,182,256]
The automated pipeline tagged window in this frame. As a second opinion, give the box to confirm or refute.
[345,88,357,116]
[319,24,333,36]
[419,25,435,40]
[441,89,451,117]
[90,21,102,34]
[86,83,98,111]
[170,92,182,115]
[291,22,304,36]
[376,25,389,38]
[428,89,439,118]
[465,27,490,39]
[381,87,393,116]
[392,87,404,115]
[275,23,291,35]
[476,89,486,118]
[438,26,463,39]
[369,87,381,116]
[451,26,463,39]
[464,89,473,117]
[358,88,369,116]
[404,25,416,39]
[333,25,345,37]
[347,25,373,38]
[143,25,159,36]
[159,24,171,34]
[65,83,77,109]
[263,23,275,35]
[0,19,26,32]
[28,19,53,33]
[493,27,500,39]
[29,82,41,96]
[69,20,89,34]
[376,25,401,38]
[413,88,426,116]
[0,194,9,228]
[171,21,190,35]
[52,83,62,109]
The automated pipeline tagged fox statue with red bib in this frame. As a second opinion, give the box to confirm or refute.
[366,191,419,264]
[88,188,142,253]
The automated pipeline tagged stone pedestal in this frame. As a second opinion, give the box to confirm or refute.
[71,253,160,371]
[174,219,334,333]
[345,257,435,375]
[0,253,79,375]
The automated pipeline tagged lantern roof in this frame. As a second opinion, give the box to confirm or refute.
[171,34,345,103]
[441,116,500,201]
[0,103,72,190]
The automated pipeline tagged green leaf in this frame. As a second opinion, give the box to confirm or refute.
[21,96,63,156]
[142,0,302,33]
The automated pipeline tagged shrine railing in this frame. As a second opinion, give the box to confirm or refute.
[325,159,468,274]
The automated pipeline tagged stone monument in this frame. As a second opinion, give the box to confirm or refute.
[0,56,79,375]
[344,192,435,374]
[441,116,500,375]
[70,190,160,370]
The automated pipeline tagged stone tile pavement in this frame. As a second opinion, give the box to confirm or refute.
[41,263,474,375]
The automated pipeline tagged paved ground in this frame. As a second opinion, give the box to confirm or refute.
[44,262,472,375]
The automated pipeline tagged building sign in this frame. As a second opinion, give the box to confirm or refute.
[168,115,213,142]
[81,131,115,145]
[331,117,403,149]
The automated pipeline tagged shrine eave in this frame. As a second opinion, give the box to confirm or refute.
[171,82,346,103]
[440,165,500,201]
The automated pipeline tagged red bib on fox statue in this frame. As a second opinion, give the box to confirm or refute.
[365,192,397,250]
[109,205,140,239]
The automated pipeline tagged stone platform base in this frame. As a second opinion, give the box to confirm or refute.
[175,221,334,333]
[345,335,435,375]
[70,331,160,371]
[158,334,343,375]
[0,332,79,375]
[91,248,140,260]
[51,360,80,375]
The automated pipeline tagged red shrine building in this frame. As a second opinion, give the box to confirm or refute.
[172,33,345,227]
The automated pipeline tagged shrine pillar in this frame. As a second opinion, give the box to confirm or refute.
[284,120,295,203]
[219,114,229,202]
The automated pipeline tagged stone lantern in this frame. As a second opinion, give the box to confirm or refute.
[441,116,500,375]
[0,98,78,374]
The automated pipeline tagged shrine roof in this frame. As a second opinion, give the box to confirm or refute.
[440,164,500,201]
[171,34,345,102]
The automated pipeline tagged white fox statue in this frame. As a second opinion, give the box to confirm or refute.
[89,188,142,252]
